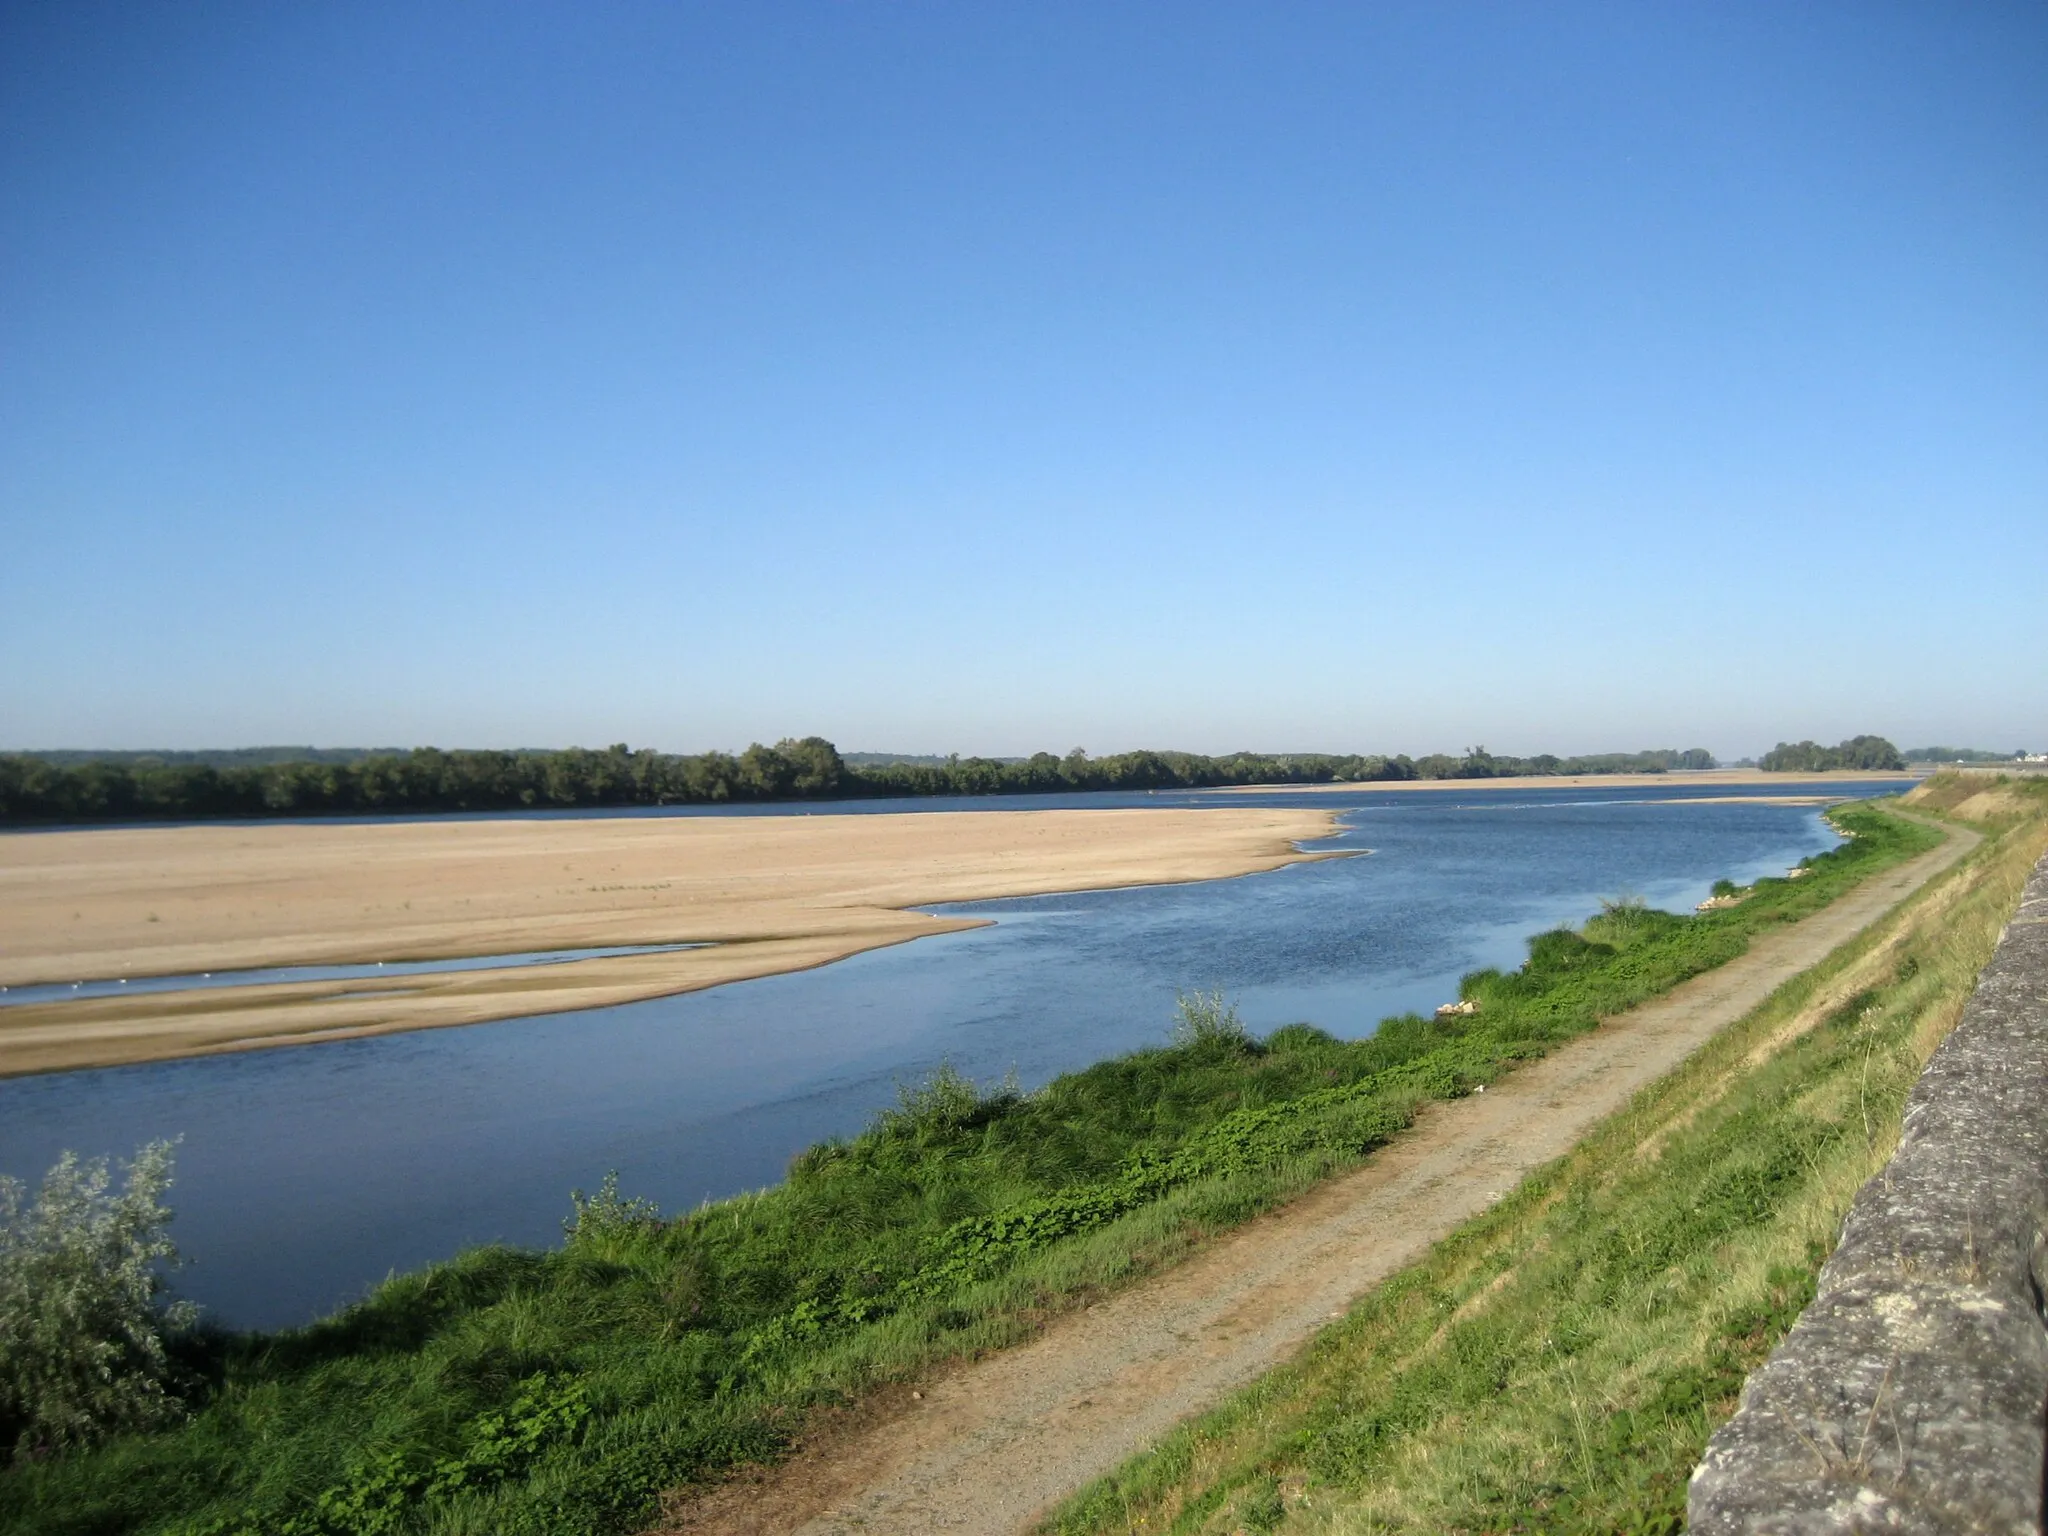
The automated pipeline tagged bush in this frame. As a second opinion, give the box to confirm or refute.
[0,1141,196,1460]
[562,1172,662,1250]
[1171,990,1252,1052]
[1524,929,1616,977]
[1582,893,1670,949]
[881,1062,989,1139]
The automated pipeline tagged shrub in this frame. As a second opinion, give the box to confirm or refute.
[1524,929,1616,977]
[1171,990,1252,1052]
[883,1062,987,1138]
[1582,893,1667,948]
[0,1140,196,1460]
[563,1171,662,1249]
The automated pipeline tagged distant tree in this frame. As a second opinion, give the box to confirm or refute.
[685,750,743,802]
[1759,736,1904,772]
[1836,734,1906,771]
[737,743,794,799]
[774,737,843,796]
[1901,746,2017,764]
[1019,752,1065,790]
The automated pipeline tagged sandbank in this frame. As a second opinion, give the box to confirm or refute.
[0,806,1342,1077]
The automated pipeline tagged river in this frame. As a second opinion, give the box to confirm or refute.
[0,779,1908,1329]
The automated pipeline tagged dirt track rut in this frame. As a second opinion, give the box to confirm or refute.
[671,816,1976,1535]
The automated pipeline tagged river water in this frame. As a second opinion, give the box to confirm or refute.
[0,780,1908,1330]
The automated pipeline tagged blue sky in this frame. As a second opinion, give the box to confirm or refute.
[3,2,2043,758]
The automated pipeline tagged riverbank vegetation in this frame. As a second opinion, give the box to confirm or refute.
[1041,778,2046,1535]
[1903,745,2035,764]
[0,742,1724,824]
[0,1143,194,1458]
[0,805,1936,1536]
[1759,734,1905,772]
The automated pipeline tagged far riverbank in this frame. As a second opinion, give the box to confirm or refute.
[1216,767,1921,795]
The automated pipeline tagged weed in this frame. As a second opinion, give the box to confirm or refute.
[563,1173,661,1248]
[1172,992,1253,1053]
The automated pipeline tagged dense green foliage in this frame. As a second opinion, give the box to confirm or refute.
[0,742,1720,824]
[0,807,1933,1536]
[1758,734,1905,772]
[843,744,1716,799]
[1043,801,2038,1536]
[0,739,846,822]
[0,1144,196,1460]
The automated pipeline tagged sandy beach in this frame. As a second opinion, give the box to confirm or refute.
[0,806,1342,1077]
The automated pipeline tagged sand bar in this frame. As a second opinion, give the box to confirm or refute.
[0,806,1342,1077]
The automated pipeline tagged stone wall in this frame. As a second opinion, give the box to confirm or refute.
[1689,850,2048,1535]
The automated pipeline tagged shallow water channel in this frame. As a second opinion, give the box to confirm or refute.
[0,943,707,1008]
[0,781,1904,1329]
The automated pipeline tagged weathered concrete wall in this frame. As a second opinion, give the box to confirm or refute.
[1690,849,2048,1535]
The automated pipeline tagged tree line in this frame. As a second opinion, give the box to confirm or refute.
[0,740,1720,824]
[1901,745,2032,764]
[1757,735,1906,772]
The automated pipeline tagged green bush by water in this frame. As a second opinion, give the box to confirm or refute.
[0,804,1938,1536]
[0,1141,196,1461]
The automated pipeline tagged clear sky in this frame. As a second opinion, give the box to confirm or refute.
[3,2,2043,760]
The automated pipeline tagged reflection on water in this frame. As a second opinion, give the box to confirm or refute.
[0,782,1899,1330]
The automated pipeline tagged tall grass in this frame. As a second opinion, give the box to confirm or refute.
[0,804,1939,1536]
[1040,796,2042,1535]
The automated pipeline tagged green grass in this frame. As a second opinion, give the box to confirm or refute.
[0,804,1941,1536]
[1038,793,2043,1536]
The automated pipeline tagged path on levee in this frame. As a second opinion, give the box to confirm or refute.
[666,813,1977,1536]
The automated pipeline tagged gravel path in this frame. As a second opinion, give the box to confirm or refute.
[668,816,1975,1536]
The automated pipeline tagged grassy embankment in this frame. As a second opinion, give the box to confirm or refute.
[1042,775,2048,1536]
[0,804,1941,1536]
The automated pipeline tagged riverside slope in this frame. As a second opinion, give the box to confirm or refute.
[669,813,1977,1536]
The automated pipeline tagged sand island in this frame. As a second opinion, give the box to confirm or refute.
[0,805,1343,1076]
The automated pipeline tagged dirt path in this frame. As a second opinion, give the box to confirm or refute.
[671,815,1977,1536]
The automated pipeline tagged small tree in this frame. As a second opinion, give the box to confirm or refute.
[0,1140,196,1459]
